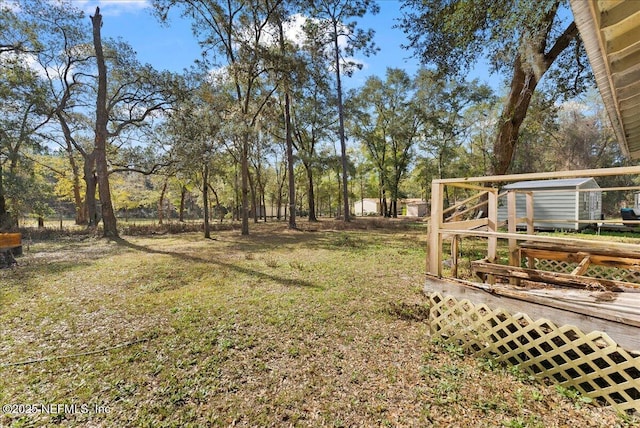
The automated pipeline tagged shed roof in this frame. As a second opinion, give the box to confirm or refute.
[502,177,598,190]
[569,0,640,159]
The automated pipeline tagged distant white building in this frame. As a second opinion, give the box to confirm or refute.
[403,199,429,217]
[354,198,380,216]
[354,198,429,217]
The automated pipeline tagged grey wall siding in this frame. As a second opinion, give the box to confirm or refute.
[497,178,601,231]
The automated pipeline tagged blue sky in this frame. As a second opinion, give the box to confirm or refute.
[78,0,502,91]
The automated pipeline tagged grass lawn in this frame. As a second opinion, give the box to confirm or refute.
[0,219,635,427]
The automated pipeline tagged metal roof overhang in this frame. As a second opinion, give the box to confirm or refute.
[569,0,640,160]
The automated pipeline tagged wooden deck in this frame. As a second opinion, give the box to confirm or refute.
[425,274,640,411]
[425,274,640,354]
[425,167,640,411]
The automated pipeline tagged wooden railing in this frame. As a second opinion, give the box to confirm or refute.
[427,165,640,286]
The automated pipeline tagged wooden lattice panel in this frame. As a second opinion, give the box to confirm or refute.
[586,265,640,284]
[532,258,575,274]
[530,258,640,285]
[428,291,640,412]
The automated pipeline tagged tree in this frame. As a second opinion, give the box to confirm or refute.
[167,73,229,238]
[418,72,493,178]
[350,68,423,217]
[0,0,76,229]
[154,0,284,236]
[0,60,50,229]
[83,8,178,237]
[400,0,588,176]
[90,7,119,237]
[290,23,336,221]
[271,1,298,229]
[415,73,494,207]
[302,0,379,220]
[0,0,43,55]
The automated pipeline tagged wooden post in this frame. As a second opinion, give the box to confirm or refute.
[526,191,535,269]
[487,189,498,263]
[428,181,444,276]
[451,235,459,278]
[487,188,498,284]
[507,190,517,262]
[507,190,519,285]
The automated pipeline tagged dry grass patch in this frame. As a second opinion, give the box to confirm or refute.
[0,220,635,427]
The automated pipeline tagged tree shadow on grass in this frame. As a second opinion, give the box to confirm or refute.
[112,237,323,290]
[0,238,116,290]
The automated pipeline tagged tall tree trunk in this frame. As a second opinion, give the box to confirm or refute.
[234,163,240,221]
[248,169,258,223]
[333,22,350,222]
[91,7,118,238]
[69,153,86,225]
[179,185,186,222]
[285,91,297,229]
[305,163,317,222]
[381,189,388,218]
[83,151,98,227]
[491,20,578,175]
[203,163,210,239]
[57,113,87,225]
[277,17,297,229]
[158,177,168,225]
[0,162,9,230]
[491,56,539,176]
[241,136,249,235]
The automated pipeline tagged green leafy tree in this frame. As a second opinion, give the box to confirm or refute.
[154,0,284,236]
[269,0,302,229]
[167,73,229,238]
[400,0,588,176]
[350,68,425,217]
[0,60,50,229]
[1,0,93,229]
[291,25,336,221]
[417,72,494,178]
[302,0,379,221]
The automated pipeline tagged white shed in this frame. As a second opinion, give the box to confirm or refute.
[404,200,428,217]
[354,198,380,216]
[497,178,601,231]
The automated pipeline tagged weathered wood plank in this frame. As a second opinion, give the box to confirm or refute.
[424,275,640,352]
[520,241,640,259]
[571,255,592,275]
[521,247,640,271]
[520,248,591,263]
[471,260,640,291]
[440,218,488,230]
[433,165,640,184]
[440,229,640,255]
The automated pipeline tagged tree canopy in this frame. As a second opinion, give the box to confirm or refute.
[0,0,632,233]
[399,0,591,175]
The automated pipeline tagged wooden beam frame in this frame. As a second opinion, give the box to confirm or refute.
[427,166,640,279]
[471,259,640,291]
